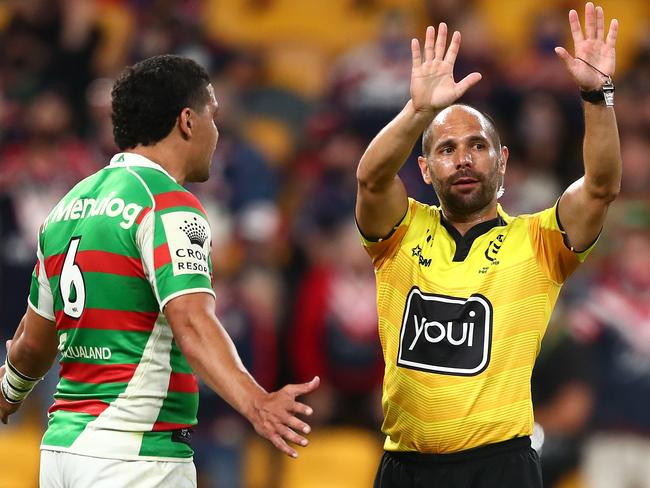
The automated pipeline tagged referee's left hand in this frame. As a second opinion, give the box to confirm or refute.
[555,2,618,91]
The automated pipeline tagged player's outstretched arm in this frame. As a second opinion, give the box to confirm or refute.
[356,23,482,240]
[555,2,622,251]
[165,293,319,459]
[0,309,58,424]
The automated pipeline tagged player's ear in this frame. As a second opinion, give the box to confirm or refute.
[418,156,433,185]
[178,108,193,139]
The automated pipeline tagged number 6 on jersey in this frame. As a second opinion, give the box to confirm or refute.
[60,237,86,319]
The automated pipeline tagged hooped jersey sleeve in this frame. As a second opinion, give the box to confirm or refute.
[28,233,55,321]
[527,201,597,284]
[136,189,216,309]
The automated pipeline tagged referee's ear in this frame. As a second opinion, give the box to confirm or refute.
[418,155,433,185]
[498,145,509,175]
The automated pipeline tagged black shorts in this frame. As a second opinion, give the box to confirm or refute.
[374,437,542,488]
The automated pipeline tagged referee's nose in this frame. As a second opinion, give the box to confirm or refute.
[454,145,473,169]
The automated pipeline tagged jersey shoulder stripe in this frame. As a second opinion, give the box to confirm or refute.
[154,190,207,215]
[122,167,207,216]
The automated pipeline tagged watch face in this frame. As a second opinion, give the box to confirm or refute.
[602,82,615,106]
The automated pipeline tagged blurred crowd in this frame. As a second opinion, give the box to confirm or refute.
[0,0,648,487]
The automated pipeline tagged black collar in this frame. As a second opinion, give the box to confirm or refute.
[440,213,507,262]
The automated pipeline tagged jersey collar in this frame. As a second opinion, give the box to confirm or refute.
[108,152,177,182]
[440,206,507,262]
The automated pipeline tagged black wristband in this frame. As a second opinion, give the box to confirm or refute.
[580,89,605,104]
[580,80,615,106]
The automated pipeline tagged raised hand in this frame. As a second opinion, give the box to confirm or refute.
[410,23,482,114]
[250,376,319,458]
[555,2,618,91]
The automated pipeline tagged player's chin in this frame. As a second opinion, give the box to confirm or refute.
[193,160,212,182]
[187,170,210,183]
[197,171,210,183]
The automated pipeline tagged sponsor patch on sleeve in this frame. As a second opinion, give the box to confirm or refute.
[160,211,211,277]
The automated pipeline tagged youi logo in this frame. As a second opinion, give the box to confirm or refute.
[397,288,493,376]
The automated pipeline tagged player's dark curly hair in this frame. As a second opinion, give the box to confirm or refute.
[111,55,210,150]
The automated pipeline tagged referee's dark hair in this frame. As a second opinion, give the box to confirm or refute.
[111,55,211,150]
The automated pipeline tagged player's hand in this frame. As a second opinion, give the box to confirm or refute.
[249,376,319,458]
[555,2,618,91]
[410,23,482,114]
[0,340,21,424]
[0,364,22,424]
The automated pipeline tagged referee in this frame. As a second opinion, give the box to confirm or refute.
[355,3,621,487]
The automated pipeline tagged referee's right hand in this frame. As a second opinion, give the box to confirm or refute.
[410,23,482,114]
[248,376,320,458]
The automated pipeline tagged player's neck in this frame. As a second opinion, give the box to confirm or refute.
[441,202,499,236]
[128,145,188,184]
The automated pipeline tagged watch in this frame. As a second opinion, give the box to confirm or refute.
[580,78,615,106]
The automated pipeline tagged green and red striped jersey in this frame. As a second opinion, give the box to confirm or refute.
[28,152,215,462]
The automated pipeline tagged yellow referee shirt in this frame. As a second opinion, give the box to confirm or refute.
[361,198,593,454]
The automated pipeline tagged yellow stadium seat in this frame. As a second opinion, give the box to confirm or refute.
[0,4,9,31]
[0,410,42,488]
[476,0,650,74]
[94,1,136,76]
[278,426,383,488]
[242,115,295,167]
[265,43,329,98]
[203,0,423,57]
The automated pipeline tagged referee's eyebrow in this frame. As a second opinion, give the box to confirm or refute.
[434,133,489,151]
